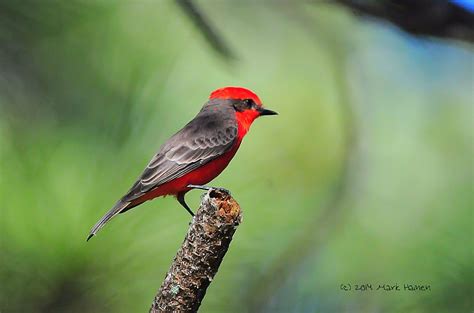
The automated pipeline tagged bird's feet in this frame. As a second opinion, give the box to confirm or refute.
[187,184,231,196]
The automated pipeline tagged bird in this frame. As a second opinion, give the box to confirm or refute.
[87,86,277,241]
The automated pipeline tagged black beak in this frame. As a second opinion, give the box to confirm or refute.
[258,107,278,116]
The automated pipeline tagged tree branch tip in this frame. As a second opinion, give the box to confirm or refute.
[206,189,241,224]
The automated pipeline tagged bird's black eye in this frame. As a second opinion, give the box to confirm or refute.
[233,99,255,112]
[243,99,254,108]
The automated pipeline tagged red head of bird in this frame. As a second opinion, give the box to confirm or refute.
[209,86,277,136]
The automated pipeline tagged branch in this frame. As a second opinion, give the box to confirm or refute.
[149,189,242,313]
[175,0,236,60]
[332,0,474,43]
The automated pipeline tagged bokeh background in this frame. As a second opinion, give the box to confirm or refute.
[1,1,472,312]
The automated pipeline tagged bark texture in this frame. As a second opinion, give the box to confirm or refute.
[149,189,242,313]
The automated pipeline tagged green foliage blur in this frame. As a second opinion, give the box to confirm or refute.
[0,1,472,313]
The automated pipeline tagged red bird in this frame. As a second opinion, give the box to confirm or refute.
[87,87,277,240]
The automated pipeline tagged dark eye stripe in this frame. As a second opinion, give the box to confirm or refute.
[233,99,255,112]
[243,99,254,108]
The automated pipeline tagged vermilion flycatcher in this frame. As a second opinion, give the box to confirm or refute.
[87,87,277,240]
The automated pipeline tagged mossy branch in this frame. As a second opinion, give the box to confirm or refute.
[149,189,242,313]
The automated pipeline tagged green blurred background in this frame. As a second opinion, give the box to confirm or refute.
[0,1,472,312]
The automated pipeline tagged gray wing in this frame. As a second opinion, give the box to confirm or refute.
[122,101,237,202]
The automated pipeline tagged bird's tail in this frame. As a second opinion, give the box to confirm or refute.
[87,200,130,241]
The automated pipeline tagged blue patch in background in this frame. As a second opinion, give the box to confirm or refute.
[450,0,474,12]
